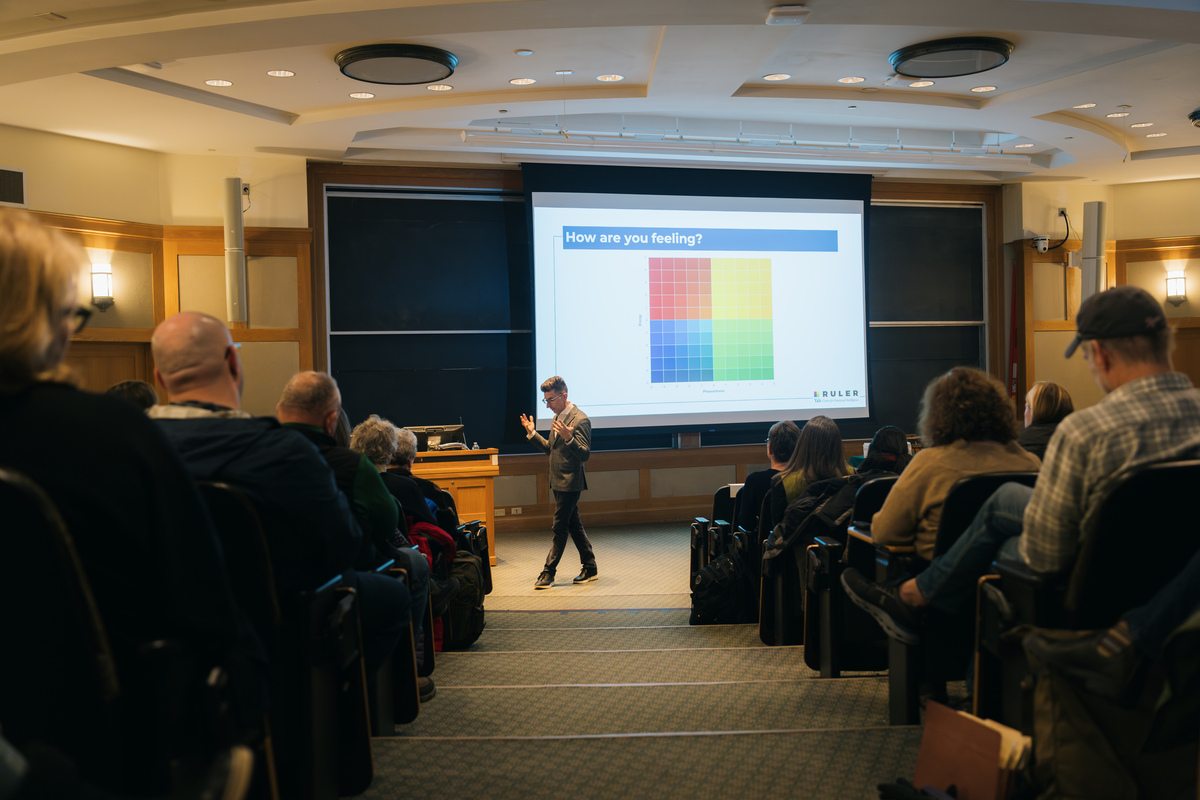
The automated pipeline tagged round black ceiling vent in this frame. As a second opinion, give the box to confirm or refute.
[1190,108,1200,128]
[889,37,1014,79]
[335,44,458,85]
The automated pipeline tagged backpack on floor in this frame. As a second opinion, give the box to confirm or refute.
[442,550,485,650]
[690,531,754,625]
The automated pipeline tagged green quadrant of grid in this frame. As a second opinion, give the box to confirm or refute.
[712,318,775,381]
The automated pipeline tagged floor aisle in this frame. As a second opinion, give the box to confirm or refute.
[359,523,922,800]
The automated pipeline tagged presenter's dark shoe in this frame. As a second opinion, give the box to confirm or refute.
[419,676,437,703]
[573,566,599,584]
[841,568,922,645]
[534,570,554,589]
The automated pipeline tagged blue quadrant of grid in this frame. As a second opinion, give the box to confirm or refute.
[650,319,713,383]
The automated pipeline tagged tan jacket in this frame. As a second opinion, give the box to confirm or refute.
[872,439,1041,560]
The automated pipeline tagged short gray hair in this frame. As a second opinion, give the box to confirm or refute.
[396,427,419,465]
[350,414,399,467]
[278,371,340,417]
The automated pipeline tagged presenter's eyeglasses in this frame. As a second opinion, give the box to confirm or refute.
[543,394,564,406]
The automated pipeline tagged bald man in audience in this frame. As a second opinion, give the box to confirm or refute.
[276,371,443,691]
[148,311,409,675]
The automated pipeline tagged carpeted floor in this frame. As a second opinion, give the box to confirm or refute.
[361,522,923,799]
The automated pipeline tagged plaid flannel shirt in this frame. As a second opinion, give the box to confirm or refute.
[1019,372,1200,573]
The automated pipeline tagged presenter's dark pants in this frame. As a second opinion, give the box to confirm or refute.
[544,490,596,573]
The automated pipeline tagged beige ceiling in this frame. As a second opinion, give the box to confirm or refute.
[2,0,1199,183]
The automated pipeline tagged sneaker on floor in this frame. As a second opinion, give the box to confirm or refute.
[534,570,554,589]
[419,676,436,703]
[840,568,923,645]
[572,566,598,584]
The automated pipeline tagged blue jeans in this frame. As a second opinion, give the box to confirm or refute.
[1126,546,1200,662]
[391,546,429,649]
[349,570,410,676]
[914,482,1032,613]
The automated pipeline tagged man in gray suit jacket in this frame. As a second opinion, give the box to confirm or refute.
[520,376,598,589]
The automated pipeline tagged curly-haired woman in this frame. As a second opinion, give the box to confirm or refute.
[870,367,1041,560]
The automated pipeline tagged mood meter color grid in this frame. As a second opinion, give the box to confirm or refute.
[649,257,774,383]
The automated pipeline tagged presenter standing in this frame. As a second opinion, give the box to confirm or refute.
[520,376,598,589]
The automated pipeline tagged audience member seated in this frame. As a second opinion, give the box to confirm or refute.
[857,425,912,475]
[855,368,1040,564]
[843,287,1200,644]
[768,415,852,524]
[1016,380,1074,460]
[736,419,799,532]
[146,311,409,675]
[352,415,439,528]
[388,425,455,518]
[275,372,436,690]
[0,210,265,776]
[104,378,158,410]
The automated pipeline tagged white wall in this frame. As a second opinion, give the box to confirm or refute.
[1003,181,1114,244]
[0,123,308,227]
[1111,178,1200,240]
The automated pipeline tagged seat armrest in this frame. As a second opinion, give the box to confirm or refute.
[993,557,1068,627]
[847,526,874,545]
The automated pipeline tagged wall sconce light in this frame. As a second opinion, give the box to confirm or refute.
[1166,270,1187,307]
[91,262,114,310]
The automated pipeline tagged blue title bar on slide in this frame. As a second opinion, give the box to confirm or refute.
[560,226,837,251]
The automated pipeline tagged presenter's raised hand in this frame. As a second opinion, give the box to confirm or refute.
[552,418,575,442]
[519,413,535,435]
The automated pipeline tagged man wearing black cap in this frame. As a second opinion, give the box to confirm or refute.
[841,286,1200,644]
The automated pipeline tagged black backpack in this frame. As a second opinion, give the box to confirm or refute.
[443,550,485,650]
[690,531,755,625]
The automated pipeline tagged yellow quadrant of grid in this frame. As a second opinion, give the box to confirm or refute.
[711,258,772,319]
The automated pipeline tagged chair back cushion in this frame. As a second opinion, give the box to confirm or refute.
[934,472,1039,555]
[1066,459,1200,628]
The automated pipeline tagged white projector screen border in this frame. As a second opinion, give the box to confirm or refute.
[531,191,869,429]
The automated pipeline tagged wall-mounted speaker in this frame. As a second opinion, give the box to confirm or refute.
[1081,200,1106,302]
[0,167,26,207]
[223,176,247,322]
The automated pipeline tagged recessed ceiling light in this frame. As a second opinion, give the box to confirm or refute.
[597,74,624,82]
[349,92,374,99]
[427,84,453,92]
[909,80,935,88]
[1130,122,1153,128]
[1147,132,1168,138]
[838,76,865,84]
[509,78,537,85]
[514,49,533,56]
[971,85,997,93]
[205,79,233,87]
[1013,143,1035,148]
[763,73,790,81]
[555,70,572,76]
[890,36,1013,78]
[1106,111,1130,118]
[266,70,294,78]
[1073,103,1096,109]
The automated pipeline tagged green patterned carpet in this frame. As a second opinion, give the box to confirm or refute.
[357,522,922,800]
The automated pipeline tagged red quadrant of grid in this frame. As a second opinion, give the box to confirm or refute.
[649,257,711,320]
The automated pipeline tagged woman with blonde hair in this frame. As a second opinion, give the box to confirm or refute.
[1017,381,1074,459]
[868,366,1042,560]
[0,209,262,785]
